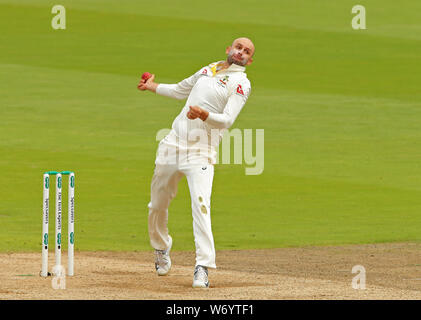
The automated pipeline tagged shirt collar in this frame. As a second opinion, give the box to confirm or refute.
[226,62,246,72]
[215,61,246,74]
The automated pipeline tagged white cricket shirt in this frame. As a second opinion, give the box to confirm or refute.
[155,61,251,164]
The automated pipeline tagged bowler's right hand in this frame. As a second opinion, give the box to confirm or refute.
[137,74,158,92]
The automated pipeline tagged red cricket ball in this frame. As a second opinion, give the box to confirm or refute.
[142,72,152,81]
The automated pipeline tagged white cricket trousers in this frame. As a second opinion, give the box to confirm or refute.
[148,161,216,269]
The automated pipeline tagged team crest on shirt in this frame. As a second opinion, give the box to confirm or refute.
[217,75,229,88]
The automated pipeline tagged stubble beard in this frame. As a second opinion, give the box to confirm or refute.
[227,50,248,66]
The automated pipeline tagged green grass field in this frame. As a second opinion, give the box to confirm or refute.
[1,0,420,253]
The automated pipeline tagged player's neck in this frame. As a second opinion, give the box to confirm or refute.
[221,61,231,70]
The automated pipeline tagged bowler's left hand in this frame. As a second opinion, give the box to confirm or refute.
[187,106,209,121]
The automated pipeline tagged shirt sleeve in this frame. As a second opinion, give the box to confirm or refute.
[156,67,204,100]
[205,79,251,129]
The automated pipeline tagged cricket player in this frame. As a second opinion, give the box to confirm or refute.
[138,37,254,288]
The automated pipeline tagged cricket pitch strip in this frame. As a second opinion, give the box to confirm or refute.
[0,242,420,299]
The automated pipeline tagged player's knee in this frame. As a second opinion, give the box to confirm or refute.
[148,201,168,214]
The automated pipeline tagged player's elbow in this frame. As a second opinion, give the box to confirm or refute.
[224,119,234,129]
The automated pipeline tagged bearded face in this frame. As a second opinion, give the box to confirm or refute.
[227,48,249,66]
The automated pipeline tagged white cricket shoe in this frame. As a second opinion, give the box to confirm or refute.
[192,265,209,288]
[154,236,172,276]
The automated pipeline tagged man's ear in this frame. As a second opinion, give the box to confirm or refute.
[225,46,231,54]
[246,57,253,66]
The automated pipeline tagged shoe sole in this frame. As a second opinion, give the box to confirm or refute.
[192,281,210,288]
